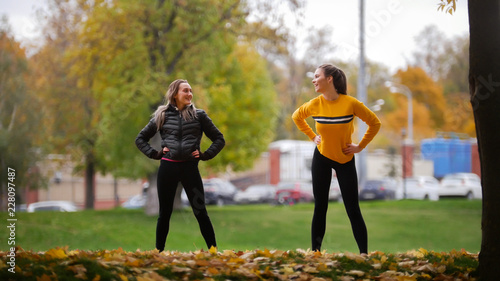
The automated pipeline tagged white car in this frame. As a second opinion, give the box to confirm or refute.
[27,201,79,212]
[439,173,482,199]
[234,185,276,204]
[400,176,440,201]
[122,194,146,209]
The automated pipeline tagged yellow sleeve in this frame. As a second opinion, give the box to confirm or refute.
[292,101,317,140]
[354,100,381,149]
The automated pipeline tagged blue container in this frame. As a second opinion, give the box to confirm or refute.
[421,138,450,178]
[421,138,471,178]
[449,139,471,173]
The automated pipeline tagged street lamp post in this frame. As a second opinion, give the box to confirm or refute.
[401,128,407,199]
[385,81,414,199]
[357,0,368,189]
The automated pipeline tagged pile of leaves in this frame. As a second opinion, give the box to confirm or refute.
[1,247,478,280]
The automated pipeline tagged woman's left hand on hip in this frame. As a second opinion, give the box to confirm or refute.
[343,143,362,155]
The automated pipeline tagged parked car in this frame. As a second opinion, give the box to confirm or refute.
[359,178,398,200]
[27,201,79,212]
[234,184,276,204]
[399,176,440,201]
[122,194,146,209]
[17,204,27,212]
[275,181,313,205]
[439,173,482,199]
[203,178,237,206]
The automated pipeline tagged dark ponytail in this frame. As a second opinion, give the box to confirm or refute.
[318,64,347,95]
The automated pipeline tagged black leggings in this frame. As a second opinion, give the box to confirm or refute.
[156,160,216,251]
[311,148,367,253]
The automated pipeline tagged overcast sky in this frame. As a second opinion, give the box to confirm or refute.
[2,0,469,73]
[299,0,469,72]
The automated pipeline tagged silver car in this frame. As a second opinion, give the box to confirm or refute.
[234,184,276,204]
[122,194,146,209]
[400,176,440,201]
[439,173,482,199]
[27,201,79,212]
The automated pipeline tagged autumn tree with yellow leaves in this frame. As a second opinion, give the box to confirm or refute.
[31,0,302,209]
[0,19,43,211]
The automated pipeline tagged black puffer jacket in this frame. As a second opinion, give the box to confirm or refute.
[135,105,225,161]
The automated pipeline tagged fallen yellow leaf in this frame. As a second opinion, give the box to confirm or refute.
[256,248,272,257]
[419,248,429,255]
[207,267,219,275]
[396,275,418,281]
[209,246,218,255]
[125,257,142,267]
[316,262,328,271]
[222,249,237,257]
[281,266,294,275]
[45,248,68,259]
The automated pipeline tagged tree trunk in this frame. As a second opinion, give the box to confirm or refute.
[468,0,500,279]
[84,152,96,209]
[145,172,159,216]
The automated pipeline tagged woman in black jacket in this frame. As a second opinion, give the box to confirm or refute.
[135,79,225,252]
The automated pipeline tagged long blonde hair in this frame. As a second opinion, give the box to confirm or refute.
[153,79,197,131]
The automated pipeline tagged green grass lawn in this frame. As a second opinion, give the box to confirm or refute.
[2,199,481,254]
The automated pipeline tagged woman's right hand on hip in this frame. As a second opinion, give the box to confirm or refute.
[313,135,321,145]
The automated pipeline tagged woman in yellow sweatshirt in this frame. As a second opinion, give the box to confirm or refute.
[292,64,381,253]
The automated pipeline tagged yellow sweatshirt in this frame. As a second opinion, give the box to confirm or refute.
[292,94,381,164]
